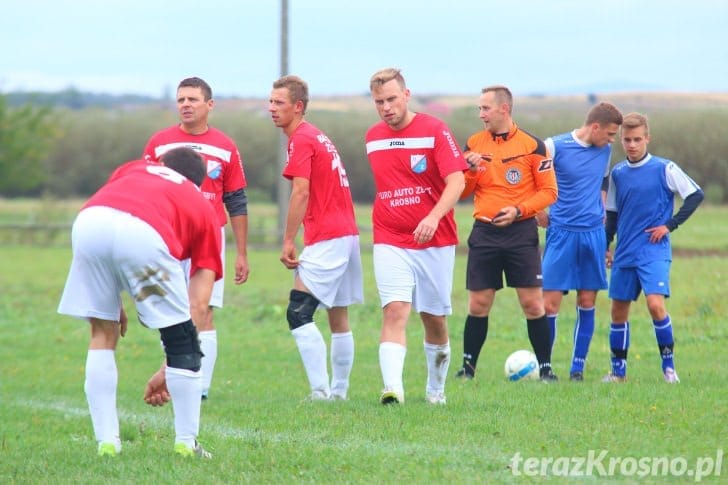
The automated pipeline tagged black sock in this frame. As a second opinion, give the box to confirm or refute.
[462,315,488,374]
[527,315,552,375]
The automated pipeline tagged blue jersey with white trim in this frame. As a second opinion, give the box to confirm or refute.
[606,154,701,267]
[545,131,611,229]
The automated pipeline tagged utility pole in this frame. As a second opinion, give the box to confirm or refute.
[276,0,290,244]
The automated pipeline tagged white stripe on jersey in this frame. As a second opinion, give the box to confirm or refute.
[154,142,232,162]
[365,136,435,154]
[665,161,702,199]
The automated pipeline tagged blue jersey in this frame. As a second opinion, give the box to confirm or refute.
[606,154,701,267]
[545,131,610,229]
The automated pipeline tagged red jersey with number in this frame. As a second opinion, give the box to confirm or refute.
[84,160,222,280]
[282,122,358,246]
[365,113,467,249]
[142,125,247,226]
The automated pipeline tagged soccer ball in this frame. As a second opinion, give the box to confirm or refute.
[504,350,539,381]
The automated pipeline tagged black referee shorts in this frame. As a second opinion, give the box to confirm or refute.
[466,218,543,291]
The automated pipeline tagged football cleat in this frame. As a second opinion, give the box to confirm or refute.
[97,442,119,457]
[425,392,447,405]
[663,368,680,383]
[380,387,404,405]
[454,367,474,380]
[175,441,212,459]
[569,371,584,382]
[539,368,558,382]
[601,373,627,383]
[303,390,331,402]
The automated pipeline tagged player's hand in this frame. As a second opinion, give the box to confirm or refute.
[144,367,170,407]
[464,152,482,171]
[535,210,549,228]
[234,253,250,285]
[280,241,299,269]
[606,249,613,268]
[492,207,517,227]
[413,214,439,244]
[645,225,670,243]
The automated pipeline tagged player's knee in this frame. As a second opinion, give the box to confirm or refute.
[286,289,319,330]
[159,319,203,372]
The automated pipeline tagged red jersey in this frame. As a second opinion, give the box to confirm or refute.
[282,122,358,246]
[142,125,247,226]
[84,160,223,281]
[365,113,467,249]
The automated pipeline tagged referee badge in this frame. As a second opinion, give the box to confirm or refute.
[505,167,522,185]
[411,154,427,173]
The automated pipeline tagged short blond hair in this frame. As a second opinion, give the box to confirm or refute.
[622,112,649,136]
[370,68,406,91]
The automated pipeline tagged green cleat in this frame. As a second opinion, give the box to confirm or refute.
[174,441,212,459]
[97,442,119,457]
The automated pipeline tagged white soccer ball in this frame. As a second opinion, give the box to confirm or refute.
[504,350,539,381]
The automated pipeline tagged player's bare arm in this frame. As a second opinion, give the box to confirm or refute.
[280,177,309,268]
[230,214,249,284]
[413,171,465,244]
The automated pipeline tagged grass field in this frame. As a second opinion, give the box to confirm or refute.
[1,229,727,482]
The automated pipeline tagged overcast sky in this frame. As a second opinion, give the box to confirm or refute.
[2,0,727,99]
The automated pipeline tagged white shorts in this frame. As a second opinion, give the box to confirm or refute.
[181,227,226,308]
[57,206,191,329]
[297,235,364,309]
[372,244,455,316]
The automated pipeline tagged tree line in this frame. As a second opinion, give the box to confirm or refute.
[1,92,726,204]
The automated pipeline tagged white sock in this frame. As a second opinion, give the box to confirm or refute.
[330,331,354,398]
[198,330,217,397]
[424,341,450,395]
[379,342,406,395]
[291,323,330,397]
[166,366,202,449]
[84,349,121,451]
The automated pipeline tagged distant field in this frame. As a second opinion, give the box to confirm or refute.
[220,92,728,114]
[1,199,727,253]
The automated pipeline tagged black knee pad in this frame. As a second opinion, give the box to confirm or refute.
[159,319,203,372]
[286,289,319,330]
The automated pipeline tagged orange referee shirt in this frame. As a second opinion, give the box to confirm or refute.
[461,123,557,221]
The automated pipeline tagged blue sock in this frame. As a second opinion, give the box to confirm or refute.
[547,314,557,354]
[653,315,675,372]
[609,322,630,377]
[571,307,595,374]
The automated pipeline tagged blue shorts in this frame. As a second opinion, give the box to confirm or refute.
[542,226,607,291]
[608,260,671,301]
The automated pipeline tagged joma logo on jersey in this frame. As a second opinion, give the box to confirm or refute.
[505,168,522,185]
[390,140,405,147]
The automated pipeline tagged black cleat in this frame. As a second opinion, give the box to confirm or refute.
[540,369,558,382]
[455,367,475,380]
[569,371,584,382]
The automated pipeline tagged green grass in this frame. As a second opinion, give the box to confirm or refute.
[1,244,726,483]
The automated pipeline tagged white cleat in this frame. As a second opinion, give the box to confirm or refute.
[425,392,447,405]
[663,368,680,383]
